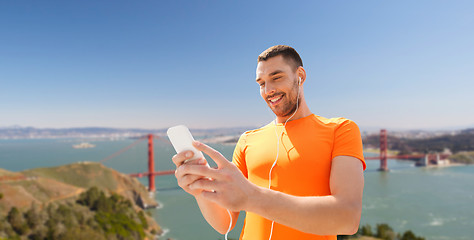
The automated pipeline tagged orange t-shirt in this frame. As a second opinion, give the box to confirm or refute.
[232,114,366,240]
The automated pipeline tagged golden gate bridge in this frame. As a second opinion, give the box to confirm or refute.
[99,129,447,192]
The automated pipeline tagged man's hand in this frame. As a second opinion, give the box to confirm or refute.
[172,149,209,196]
[175,141,256,212]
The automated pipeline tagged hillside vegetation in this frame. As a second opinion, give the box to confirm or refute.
[339,223,425,240]
[449,151,474,164]
[0,187,158,240]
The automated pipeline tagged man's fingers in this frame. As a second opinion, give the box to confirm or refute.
[192,141,230,167]
[199,190,220,203]
[172,151,198,167]
[178,174,206,188]
[178,163,222,180]
[190,178,218,192]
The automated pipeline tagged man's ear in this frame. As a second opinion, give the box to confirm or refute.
[297,66,306,85]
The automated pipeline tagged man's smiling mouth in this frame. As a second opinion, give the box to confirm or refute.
[268,94,284,104]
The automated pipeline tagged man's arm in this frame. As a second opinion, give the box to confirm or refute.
[244,155,364,235]
[195,196,240,234]
[187,142,365,236]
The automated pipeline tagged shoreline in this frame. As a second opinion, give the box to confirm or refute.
[425,162,469,168]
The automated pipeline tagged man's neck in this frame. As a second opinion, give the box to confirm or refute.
[275,104,312,124]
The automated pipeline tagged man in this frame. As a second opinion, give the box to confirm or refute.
[172,45,366,240]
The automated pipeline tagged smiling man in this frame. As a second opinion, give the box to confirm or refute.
[173,45,366,240]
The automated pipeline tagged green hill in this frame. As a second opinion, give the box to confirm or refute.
[23,162,119,190]
[0,162,161,239]
[0,162,157,214]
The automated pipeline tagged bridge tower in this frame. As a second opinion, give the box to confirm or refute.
[147,134,155,192]
[379,129,388,171]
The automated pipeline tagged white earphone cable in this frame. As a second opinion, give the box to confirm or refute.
[224,209,232,240]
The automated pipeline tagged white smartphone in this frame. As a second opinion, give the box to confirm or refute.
[167,125,205,163]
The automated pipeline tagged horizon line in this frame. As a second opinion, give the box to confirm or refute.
[1,124,473,132]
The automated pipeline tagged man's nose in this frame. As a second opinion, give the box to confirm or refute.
[264,82,276,95]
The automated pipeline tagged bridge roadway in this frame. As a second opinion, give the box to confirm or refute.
[364,154,424,160]
[129,155,428,178]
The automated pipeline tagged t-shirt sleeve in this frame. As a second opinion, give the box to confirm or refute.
[332,119,366,170]
[232,133,249,178]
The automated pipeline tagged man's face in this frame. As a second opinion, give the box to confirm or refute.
[256,55,300,118]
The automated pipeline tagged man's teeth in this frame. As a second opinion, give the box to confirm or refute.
[269,95,282,103]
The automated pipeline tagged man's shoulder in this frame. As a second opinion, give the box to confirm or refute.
[309,115,358,130]
[313,115,353,125]
[241,122,274,137]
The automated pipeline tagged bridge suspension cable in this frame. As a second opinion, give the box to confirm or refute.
[99,137,147,163]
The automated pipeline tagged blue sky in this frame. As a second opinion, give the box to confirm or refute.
[1,1,473,130]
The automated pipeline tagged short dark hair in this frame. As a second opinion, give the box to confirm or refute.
[257,45,303,70]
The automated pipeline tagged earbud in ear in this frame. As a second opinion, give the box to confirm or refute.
[299,77,302,85]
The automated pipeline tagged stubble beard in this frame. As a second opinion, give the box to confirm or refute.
[269,82,299,118]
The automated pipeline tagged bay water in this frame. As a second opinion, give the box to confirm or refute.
[1,138,473,240]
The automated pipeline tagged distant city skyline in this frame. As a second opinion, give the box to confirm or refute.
[1,1,473,130]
